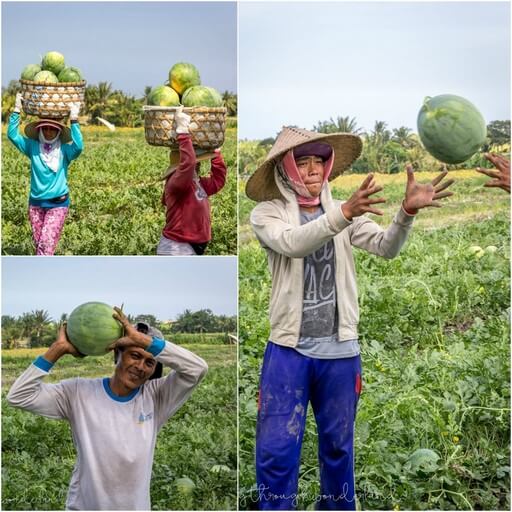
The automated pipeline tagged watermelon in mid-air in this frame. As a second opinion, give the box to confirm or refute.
[417,94,487,164]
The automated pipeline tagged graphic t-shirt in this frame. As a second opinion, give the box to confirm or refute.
[295,207,360,359]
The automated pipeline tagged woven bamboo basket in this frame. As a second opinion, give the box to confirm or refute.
[20,79,86,119]
[143,106,227,150]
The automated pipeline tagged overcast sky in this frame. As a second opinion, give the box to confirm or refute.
[239,1,511,139]
[2,1,237,96]
[2,257,237,321]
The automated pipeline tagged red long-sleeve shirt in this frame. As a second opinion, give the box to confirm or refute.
[162,134,227,244]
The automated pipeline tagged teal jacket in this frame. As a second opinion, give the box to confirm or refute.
[7,112,83,205]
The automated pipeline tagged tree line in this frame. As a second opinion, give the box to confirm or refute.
[239,115,510,178]
[1,308,237,349]
[1,80,237,127]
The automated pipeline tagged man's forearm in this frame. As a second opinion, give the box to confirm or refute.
[42,343,69,364]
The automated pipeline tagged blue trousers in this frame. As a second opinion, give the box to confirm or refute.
[256,342,362,510]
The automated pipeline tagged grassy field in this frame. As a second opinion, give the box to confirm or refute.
[239,170,510,510]
[2,122,237,255]
[2,344,237,510]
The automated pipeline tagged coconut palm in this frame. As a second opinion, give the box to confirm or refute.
[222,91,237,116]
[314,116,363,135]
[84,82,115,123]
[143,85,153,104]
[1,80,20,120]
[31,309,52,343]
[371,121,391,145]
[392,126,416,149]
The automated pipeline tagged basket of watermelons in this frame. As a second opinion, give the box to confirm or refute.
[143,62,227,150]
[19,51,86,119]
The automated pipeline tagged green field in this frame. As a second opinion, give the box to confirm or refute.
[2,121,237,255]
[2,344,237,510]
[239,170,510,510]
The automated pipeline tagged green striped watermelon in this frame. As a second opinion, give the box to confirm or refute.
[66,302,122,356]
[417,94,487,164]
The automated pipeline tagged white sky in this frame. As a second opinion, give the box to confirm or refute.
[239,1,511,139]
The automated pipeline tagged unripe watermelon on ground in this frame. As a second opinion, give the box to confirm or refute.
[66,302,123,356]
[175,477,196,495]
[417,94,487,164]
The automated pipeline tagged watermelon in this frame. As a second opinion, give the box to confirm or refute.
[182,86,223,108]
[169,62,201,96]
[58,66,83,83]
[33,70,59,84]
[175,477,196,495]
[41,51,66,76]
[407,448,440,474]
[66,302,123,356]
[417,94,487,164]
[147,85,180,106]
[21,64,41,81]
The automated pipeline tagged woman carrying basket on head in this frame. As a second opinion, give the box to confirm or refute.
[157,106,227,256]
[7,93,83,256]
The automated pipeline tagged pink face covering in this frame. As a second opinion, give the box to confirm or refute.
[281,147,335,207]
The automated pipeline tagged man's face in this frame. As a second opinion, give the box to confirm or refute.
[295,155,325,197]
[114,346,157,390]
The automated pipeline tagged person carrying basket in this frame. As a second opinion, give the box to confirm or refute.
[7,93,83,255]
[157,107,227,256]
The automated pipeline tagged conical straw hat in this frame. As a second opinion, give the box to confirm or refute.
[246,126,362,202]
[25,118,71,143]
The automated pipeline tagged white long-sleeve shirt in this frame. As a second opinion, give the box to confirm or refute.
[6,339,208,511]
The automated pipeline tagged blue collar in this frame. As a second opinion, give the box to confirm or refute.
[102,377,140,402]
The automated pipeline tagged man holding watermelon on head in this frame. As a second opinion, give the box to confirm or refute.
[157,106,227,255]
[7,306,208,510]
[246,126,454,510]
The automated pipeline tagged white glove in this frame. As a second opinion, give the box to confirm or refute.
[175,106,191,134]
[14,93,23,113]
[69,102,81,121]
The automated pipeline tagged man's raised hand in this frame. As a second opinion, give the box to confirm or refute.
[341,173,386,221]
[476,153,510,194]
[402,164,454,214]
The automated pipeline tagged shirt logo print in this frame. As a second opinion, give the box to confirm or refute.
[138,412,154,424]
[195,183,207,201]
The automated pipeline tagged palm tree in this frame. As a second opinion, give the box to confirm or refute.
[222,91,237,116]
[334,116,363,134]
[314,115,362,135]
[392,126,416,149]
[143,85,153,104]
[1,80,19,120]
[370,120,391,146]
[84,82,114,123]
[31,309,52,343]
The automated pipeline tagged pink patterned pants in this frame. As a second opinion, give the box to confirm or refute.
[28,206,68,256]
